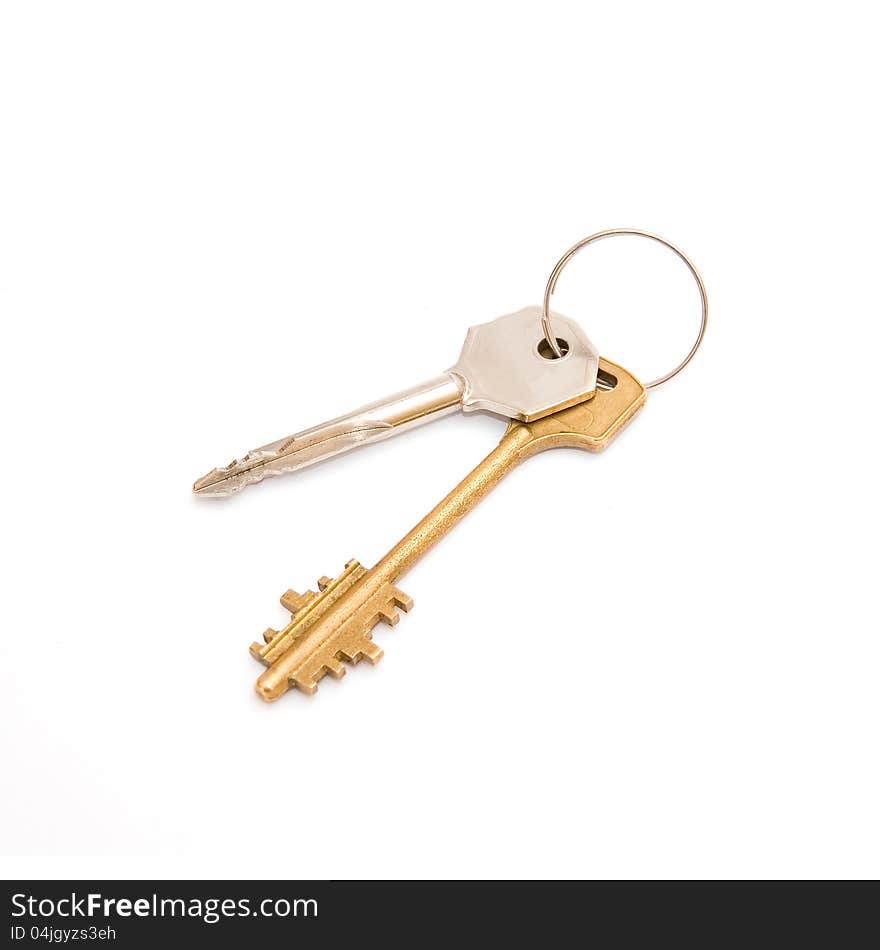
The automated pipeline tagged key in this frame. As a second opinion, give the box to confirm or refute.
[193,306,600,496]
[251,357,645,701]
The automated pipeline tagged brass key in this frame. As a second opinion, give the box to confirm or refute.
[251,357,646,701]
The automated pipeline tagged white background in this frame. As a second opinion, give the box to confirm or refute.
[1,1,878,880]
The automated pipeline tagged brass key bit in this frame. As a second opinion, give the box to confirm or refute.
[251,561,412,698]
[253,358,645,701]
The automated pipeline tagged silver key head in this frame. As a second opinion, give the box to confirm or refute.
[448,306,600,422]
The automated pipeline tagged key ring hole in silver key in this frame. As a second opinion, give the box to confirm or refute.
[540,228,708,389]
[536,336,570,361]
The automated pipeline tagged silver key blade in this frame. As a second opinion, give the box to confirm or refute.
[193,306,600,496]
[192,375,463,496]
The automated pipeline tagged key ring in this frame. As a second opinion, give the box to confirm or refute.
[541,229,708,389]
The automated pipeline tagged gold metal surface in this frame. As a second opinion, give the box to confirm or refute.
[253,357,646,701]
[252,560,412,699]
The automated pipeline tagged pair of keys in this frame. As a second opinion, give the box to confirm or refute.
[193,229,708,702]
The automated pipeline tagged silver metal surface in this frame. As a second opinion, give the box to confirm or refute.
[540,228,708,388]
[449,306,599,421]
[193,308,600,496]
[193,375,463,496]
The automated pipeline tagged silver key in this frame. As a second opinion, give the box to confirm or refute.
[192,306,599,496]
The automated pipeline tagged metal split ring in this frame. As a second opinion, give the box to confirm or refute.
[541,228,708,390]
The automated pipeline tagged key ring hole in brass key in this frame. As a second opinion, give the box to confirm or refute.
[540,228,708,389]
[536,336,570,360]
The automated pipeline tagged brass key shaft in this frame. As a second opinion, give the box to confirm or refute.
[372,358,645,583]
[254,358,646,701]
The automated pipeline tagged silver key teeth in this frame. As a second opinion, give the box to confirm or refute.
[192,440,296,496]
[192,375,463,497]
[191,461,264,497]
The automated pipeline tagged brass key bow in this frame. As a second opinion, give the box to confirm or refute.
[252,358,645,701]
